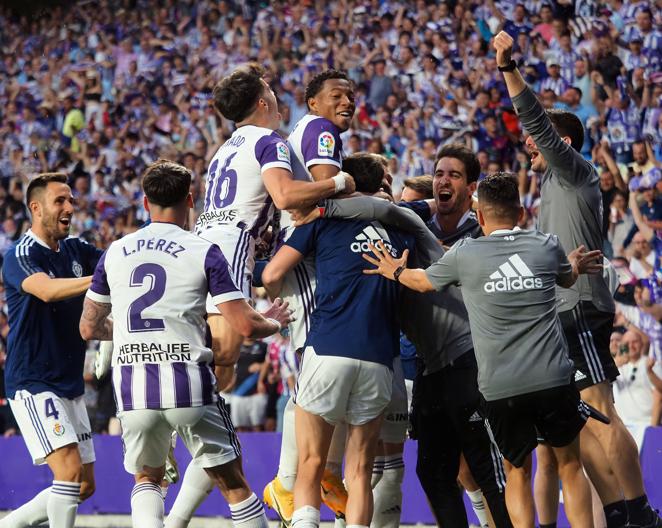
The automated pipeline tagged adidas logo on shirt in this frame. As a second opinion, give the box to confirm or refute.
[351,225,398,257]
[483,254,543,293]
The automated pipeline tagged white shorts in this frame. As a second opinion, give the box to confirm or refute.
[9,390,95,465]
[230,393,268,428]
[117,399,240,474]
[280,257,317,352]
[380,357,409,444]
[198,225,255,312]
[294,347,392,426]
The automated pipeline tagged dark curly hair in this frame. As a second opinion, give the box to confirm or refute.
[477,171,520,222]
[305,70,351,109]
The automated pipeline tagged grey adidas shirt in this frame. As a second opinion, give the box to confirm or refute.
[425,227,574,400]
[512,87,614,314]
[324,197,474,372]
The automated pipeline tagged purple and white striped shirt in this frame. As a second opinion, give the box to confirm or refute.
[87,222,245,412]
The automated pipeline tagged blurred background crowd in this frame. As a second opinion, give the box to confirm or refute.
[0,0,660,436]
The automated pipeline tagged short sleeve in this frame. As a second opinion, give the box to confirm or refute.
[284,222,318,257]
[204,244,245,305]
[2,240,47,293]
[255,134,293,173]
[425,241,462,289]
[301,119,342,169]
[86,250,111,303]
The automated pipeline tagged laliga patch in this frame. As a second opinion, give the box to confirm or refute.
[276,142,290,162]
[53,422,66,436]
[318,131,335,157]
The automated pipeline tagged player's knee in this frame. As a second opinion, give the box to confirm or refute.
[536,448,558,475]
[207,459,248,493]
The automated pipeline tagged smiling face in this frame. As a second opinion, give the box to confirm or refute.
[433,157,475,216]
[308,78,356,131]
[31,182,75,241]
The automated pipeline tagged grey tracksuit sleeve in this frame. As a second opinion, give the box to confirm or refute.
[324,197,443,265]
[511,87,615,314]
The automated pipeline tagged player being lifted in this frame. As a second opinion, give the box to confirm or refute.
[79,160,293,528]
[1,173,103,528]
[158,65,355,528]
[264,70,357,526]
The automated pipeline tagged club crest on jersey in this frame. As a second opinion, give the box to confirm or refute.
[276,142,290,162]
[72,260,83,278]
[318,132,335,157]
[53,422,65,436]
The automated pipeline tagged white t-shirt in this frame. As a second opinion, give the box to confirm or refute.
[614,355,655,426]
[630,252,655,279]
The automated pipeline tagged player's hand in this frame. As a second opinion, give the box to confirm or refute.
[292,206,321,227]
[493,31,514,68]
[95,340,113,379]
[362,240,409,280]
[257,380,267,394]
[262,297,294,328]
[568,245,603,275]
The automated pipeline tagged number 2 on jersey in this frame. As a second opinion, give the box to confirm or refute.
[127,263,167,333]
[204,152,238,210]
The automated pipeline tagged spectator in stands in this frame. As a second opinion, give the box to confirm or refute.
[229,337,269,432]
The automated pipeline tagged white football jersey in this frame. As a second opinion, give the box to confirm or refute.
[195,125,292,241]
[282,115,343,231]
[87,222,244,411]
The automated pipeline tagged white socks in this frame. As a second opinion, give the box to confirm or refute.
[371,456,385,489]
[292,505,320,528]
[0,487,49,527]
[466,488,489,528]
[229,493,268,528]
[277,397,298,492]
[164,464,214,528]
[131,482,164,528]
[47,481,81,528]
[371,455,404,528]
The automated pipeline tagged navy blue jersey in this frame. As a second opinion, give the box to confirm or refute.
[286,219,414,368]
[398,200,432,223]
[3,231,102,399]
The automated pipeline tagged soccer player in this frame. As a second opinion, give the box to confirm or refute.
[363,172,600,527]
[1,173,102,528]
[196,63,353,389]
[79,160,292,528]
[264,69,357,524]
[494,30,662,528]
[262,162,415,528]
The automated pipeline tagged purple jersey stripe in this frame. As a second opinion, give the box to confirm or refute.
[199,363,213,405]
[121,366,134,411]
[145,364,161,409]
[172,362,191,407]
[248,196,274,238]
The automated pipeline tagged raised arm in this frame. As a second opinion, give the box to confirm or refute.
[493,31,593,186]
[263,168,355,210]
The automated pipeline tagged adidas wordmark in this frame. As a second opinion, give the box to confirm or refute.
[483,254,543,293]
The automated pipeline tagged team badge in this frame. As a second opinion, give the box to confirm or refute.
[72,260,82,277]
[53,422,65,436]
[318,132,335,157]
[276,142,290,162]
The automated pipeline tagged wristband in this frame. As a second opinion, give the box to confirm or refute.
[267,318,282,332]
[332,174,346,193]
[318,206,326,218]
[393,265,406,283]
[498,60,517,72]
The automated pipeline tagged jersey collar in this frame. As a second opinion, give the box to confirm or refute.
[490,226,521,236]
[433,208,474,231]
[26,229,59,252]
